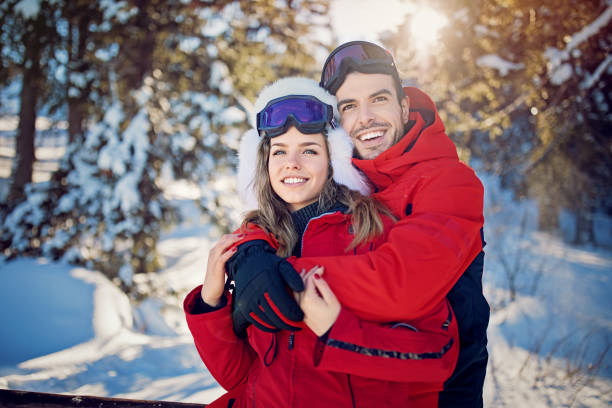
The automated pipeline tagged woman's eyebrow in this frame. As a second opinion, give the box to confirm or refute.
[271,141,322,147]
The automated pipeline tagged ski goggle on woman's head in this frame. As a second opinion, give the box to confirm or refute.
[256,95,335,138]
[320,41,400,94]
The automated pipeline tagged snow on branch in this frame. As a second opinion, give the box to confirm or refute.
[476,54,525,76]
[564,6,612,53]
[545,6,612,86]
[14,0,41,19]
[581,54,612,91]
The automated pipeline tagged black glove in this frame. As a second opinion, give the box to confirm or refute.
[227,240,304,335]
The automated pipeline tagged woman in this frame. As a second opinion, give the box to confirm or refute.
[184,77,458,407]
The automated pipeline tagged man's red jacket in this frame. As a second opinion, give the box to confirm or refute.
[285,87,485,322]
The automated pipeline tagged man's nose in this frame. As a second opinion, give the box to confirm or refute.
[358,104,375,126]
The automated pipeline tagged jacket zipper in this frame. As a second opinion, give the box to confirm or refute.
[288,332,296,407]
[347,375,356,408]
[288,331,295,350]
[251,378,256,408]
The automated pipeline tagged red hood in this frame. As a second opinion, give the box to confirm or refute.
[352,87,459,189]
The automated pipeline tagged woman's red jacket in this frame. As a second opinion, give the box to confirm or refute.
[185,210,459,407]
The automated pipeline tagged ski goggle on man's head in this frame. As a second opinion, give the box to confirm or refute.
[320,41,400,94]
[256,95,334,138]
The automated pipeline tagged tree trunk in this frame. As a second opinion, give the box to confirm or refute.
[573,207,595,246]
[537,200,560,232]
[66,12,90,144]
[8,29,41,202]
[67,93,84,144]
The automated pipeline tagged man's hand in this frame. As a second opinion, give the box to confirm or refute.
[227,240,305,335]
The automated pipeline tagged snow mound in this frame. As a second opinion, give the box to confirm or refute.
[0,259,130,367]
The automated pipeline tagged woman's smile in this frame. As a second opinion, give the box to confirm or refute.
[282,176,309,185]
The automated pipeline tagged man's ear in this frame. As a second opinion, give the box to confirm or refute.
[401,96,410,124]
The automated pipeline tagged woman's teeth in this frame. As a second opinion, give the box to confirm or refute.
[283,177,307,184]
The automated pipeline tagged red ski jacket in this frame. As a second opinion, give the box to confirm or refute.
[185,210,459,407]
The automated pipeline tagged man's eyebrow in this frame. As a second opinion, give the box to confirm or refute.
[371,88,393,98]
[337,88,394,107]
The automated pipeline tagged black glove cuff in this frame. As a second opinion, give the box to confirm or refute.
[191,293,228,314]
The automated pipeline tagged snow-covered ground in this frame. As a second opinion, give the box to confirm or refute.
[0,204,226,404]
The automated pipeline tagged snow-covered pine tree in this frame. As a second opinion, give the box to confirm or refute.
[0,0,332,289]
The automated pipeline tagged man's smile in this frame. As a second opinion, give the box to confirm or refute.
[353,127,389,149]
[357,130,385,141]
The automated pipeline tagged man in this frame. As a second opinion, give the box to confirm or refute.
[229,41,489,407]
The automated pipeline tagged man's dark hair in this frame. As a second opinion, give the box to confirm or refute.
[320,41,406,103]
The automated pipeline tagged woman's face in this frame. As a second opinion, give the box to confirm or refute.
[268,126,329,212]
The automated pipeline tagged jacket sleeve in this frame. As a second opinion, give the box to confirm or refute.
[229,223,279,250]
[314,299,458,385]
[290,166,484,322]
[184,285,256,390]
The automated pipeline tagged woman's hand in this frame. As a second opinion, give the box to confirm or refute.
[201,233,243,307]
[296,266,341,336]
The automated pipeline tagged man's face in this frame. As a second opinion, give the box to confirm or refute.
[336,72,410,160]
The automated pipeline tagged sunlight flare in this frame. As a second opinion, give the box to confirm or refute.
[410,7,448,50]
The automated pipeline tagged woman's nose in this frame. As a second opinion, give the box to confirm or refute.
[283,152,301,169]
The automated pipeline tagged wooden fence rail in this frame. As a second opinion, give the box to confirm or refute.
[0,389,205,407]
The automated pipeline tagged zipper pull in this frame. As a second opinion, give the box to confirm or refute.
[288,331,295,350]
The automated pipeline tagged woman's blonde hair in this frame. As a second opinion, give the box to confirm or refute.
[241,133,394,257]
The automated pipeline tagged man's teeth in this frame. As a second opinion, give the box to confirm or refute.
[359,131,384,141]
[283,177,307,184]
